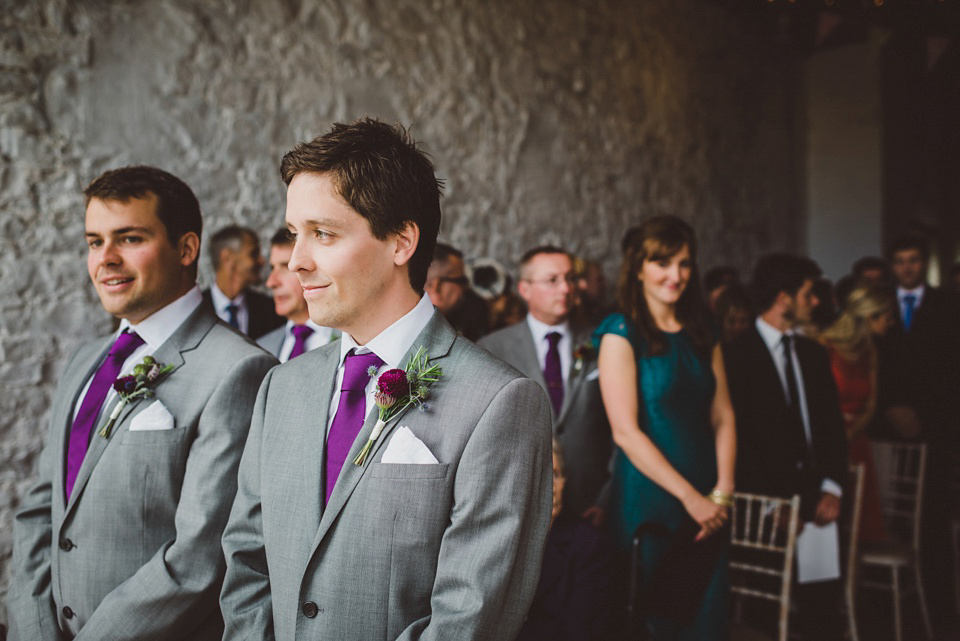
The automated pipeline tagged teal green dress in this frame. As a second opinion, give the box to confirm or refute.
[594,313,728,640]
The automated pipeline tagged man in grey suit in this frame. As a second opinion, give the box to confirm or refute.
[479,247,612,518]
[220,118,554,641]
[257,228,339,361]
[7,166,277,641]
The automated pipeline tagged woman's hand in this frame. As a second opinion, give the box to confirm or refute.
[683,492,729,541]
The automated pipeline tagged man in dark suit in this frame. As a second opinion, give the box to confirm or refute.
[202,225,283,339]
[723,253,847,639]
[888,235,960,622]
[479,246,611,518]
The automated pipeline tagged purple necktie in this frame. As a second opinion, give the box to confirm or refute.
[544,332,564,417]
[66,330,145,499]
[325,349,384,504]
[288,324,314,360]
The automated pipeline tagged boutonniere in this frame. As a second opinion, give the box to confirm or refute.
[353,346,442,466]
[572,342,597,374]
[99,355,174,439]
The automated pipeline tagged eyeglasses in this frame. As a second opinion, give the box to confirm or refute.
[438,276,470,288]
[523,274,577,289]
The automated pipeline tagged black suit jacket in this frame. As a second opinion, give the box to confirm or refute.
[201,288,283,340]
[889,286,960,439]
[723,326,847,521]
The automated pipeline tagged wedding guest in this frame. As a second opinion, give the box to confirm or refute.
[595,216,736,639]
[202,224,283,339]
[516,440,614,641]
[257,228,339,361]
[888,234,960,622]
[220,118,553,640]
[6,166,276,640]
[573,258,613,326]
[819,287,897,543]
[713,283,753,344]
[852,256,891,288]
[724,253,847,640]
[426,243,489,340]
[469,257,524,333]
[807,277,836,335]
[480,246,613,518]
[703,265,740,313]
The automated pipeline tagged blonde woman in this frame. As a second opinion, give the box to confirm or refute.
[820,286,896,542]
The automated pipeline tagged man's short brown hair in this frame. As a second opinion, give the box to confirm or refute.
[280,118,443,292]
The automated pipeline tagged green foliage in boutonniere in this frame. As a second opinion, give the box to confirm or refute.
[572,342,597,374]
[99,355,174,439]
[353,346,442,466]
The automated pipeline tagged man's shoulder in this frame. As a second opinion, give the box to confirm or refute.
[477,321,527,350]
[449,334,528,383]
[193,313,276,364]
[256,325,285,349]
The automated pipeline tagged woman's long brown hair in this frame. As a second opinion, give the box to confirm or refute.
[616,215,713,356]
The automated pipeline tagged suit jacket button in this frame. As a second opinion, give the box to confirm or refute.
[59,538,74,551]
[302,602,319,618]
[62,606,74,619]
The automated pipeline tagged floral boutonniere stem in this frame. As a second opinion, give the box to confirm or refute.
[353,346,442,466]
[99,356,174,439]
[572,342,597,374]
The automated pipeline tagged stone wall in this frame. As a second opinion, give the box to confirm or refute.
[0,0,801,618]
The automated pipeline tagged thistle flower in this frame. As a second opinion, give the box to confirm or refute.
[374,391,396,410]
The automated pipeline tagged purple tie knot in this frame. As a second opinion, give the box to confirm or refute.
[341,349,384,392]
[292,324,314,341]
[110,330,146,358]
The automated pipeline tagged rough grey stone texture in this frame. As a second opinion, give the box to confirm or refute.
[0,0,801,619]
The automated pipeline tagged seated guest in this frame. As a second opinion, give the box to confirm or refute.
[572,257,613,326]
[516,440,614,641]
[713,283,753,344]
[202,224,283,338]
[723,253,847,640]
[257,228,339,361]
[703,265,740,314]
[425,242,488,339]
[480,246,612,519]
[819,287,897,543]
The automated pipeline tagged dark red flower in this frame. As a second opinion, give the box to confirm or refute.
[113,375,137,395]
[377,368,410,399]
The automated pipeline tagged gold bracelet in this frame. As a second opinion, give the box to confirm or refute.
[706,489,733,508]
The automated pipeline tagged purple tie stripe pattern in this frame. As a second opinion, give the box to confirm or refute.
[65,330,145,499]
[325,349,384,504]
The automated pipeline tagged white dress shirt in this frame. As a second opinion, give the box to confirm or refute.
[325,295,436,438]
[277,320,336,363]
[72,286,204,422]
[755,318,842,498]
[896,285,925,325]
[525,314,572,395]
[210,282,250,335]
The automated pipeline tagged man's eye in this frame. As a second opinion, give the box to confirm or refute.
[88,239,102,248]
[314,230,332,240]
[121,236,142,244]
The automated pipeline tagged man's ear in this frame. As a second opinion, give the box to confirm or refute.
[179,232,201,268]
[393,222,420,267]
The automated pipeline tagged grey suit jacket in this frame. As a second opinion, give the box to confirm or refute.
[256,325,341,361]
[7,305,277,641]
[478,321,612,514]
[220,312,554,641]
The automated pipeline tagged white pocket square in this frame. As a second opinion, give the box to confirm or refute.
[380,426,439,464]
[586,369,600,382]
[129,400,175,432]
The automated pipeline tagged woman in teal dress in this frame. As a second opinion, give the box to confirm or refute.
[596,216,736,640]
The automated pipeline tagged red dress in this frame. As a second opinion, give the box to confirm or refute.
[827,346,887,543]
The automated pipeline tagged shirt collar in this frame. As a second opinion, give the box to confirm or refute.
[210,282,246,310]
[525,314,570,345]
[755,316,794,352]
[897,285,925,300]
[119,285,203,349]
[338,295,436,370]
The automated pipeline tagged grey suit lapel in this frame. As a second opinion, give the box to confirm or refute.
[557,325,592,425]
[308,313,457,559]
[63,307,212,519]
[514,323,547,389]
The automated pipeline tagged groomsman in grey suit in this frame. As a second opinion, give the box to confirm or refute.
[479,247,612,518]
[220,118,554,641]
[257,228,339,361]
[7,166,277,641]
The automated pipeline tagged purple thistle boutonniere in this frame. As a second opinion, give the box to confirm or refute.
[99,355,174,439]
[572,342,597,374]
[353,346,442,466]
